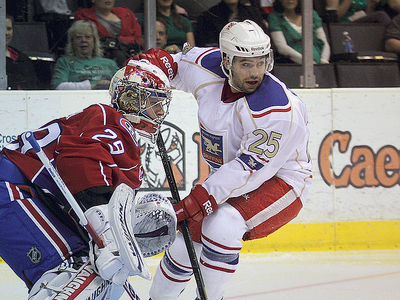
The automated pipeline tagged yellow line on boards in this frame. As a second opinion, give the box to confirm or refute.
[1,220,399,264]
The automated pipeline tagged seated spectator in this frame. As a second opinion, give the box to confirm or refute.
[384,13,400,53]
[261,0,276,16]
[5,14,40,90]
[155,17,181,53]
[334,0,391,25]
[139,0,195,51]
[268,0,331,64]
[195,0,268,47]
[324,0,340,23]
[75,0,143,67]
[51,20,119,90]
[156,17,168,50]
[374,0,400,19]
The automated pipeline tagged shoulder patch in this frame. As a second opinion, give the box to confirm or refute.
[246,76,291,118]
[237,154,264,171]
[195,49,225,78]
[182,43,194,54]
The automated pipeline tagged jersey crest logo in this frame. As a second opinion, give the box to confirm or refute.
[200,127,224,168]
[119,117,138,147]
[203,136,222,155]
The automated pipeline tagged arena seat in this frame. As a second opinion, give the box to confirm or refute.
[9,22,56,89]
[335,62,400,87]
[9,22,56,62]
[272,63,337,88]
[328,23,398,62]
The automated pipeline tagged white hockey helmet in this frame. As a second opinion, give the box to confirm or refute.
[109,59,172,143]
[219,20,274,78]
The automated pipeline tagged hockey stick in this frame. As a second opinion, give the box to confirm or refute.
[156,133,209,300]
[25,131,141,300]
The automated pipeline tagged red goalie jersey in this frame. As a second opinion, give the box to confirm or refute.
[1,103,143,200]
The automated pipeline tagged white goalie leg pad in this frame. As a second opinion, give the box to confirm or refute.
[28,260,123,300]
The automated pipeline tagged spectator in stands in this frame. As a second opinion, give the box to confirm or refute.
[384,13,400,53]
[155,17,182,53]
[139,0,195,51]
[51,20,119,90]
[195,0,268,47]
[261,0,276,17]
[5,14,40,90]
[324,0,340,23]
[75,0,143,67]
[268,0,331,64]
[156,17,169,50]
[333,0,391,25]
[374,0,400,19]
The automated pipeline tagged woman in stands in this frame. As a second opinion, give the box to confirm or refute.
[138,0,195,53]
[268,0,331,64]
[51,20,119,90]
[332,0,391,25]
[75,0,144,66]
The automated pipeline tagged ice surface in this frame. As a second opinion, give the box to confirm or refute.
[1,250,400,300]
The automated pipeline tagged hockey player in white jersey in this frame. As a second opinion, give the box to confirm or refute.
[131,20,312,300]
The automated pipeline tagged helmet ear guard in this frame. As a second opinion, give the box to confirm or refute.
[109,59,172,143]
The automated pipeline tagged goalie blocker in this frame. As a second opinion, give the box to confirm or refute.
[29,184,177,300]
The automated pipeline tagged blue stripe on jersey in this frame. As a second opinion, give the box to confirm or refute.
[238,154,264,171]
[246,75,290,112]
[198,49,226,78]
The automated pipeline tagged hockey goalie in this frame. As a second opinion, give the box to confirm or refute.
[0,60,177,299]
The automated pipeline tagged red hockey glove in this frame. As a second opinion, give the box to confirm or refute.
[128,48,177,80]
[174,185,218,223]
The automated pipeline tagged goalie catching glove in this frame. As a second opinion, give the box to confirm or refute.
[128,48,177,81]
[174,185,218,223]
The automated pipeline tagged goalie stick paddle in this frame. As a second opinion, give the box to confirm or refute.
[156,133,209,300]
[25,131,141,300]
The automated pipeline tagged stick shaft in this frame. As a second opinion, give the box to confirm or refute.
[156,133,208,300]
[25,131,139,300]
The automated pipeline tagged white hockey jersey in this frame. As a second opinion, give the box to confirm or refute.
[171,47,312,205]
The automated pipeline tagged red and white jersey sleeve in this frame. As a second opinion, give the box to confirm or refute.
[171,47,312,204]
[2,104,143,195]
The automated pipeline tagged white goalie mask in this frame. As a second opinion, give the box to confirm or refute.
[219,20,274,85]
[133,193,177,257]
[109,59,172,143]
